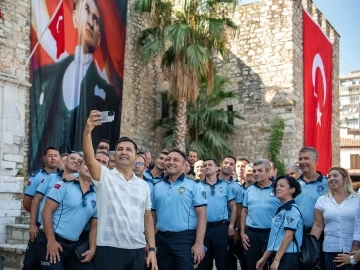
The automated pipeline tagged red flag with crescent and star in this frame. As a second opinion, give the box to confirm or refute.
[48,1,65,59]
[303,10,333,174]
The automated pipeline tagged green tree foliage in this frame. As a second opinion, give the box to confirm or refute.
[135,0,237,151]
[153,74,244,160]
[268,118,286,175]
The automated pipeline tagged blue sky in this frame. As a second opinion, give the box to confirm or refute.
[313,0,360,75]
[239,0,360,75]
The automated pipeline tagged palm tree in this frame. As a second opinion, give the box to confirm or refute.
[153,74,244,161]
[135,0,237,152]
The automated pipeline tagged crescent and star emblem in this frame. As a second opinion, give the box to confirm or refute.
[312,53,327,126]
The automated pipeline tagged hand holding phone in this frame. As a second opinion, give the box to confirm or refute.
[98,111,115,123]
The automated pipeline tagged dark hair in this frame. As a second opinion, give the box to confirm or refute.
[204,158,219,167]
[274,175,301,199]
[222,155,236,164]
[188,150,198,156]
[99,139,110,145]
[44,146,60,156]
[115,137,138,152]
[237,158,250,164]
[60,153,69,158]
[96,151,109,158]
[168,149,186,162]
[160,150,169,155]
[136,154,146,164]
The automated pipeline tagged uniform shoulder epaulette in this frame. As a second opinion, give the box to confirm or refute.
[30,169,41,177]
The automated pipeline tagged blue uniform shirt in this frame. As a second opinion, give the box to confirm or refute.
[295,172,328,228]
[143,176,154,194]
[267,200,303,253]
[202,179,235,222]
[40,180,97,241]
[24,168,60,197]
[35,171,63,224]
[152,173,207,232]
[143,168,165,184]
[243,182,280,228]
[220,178,244,220]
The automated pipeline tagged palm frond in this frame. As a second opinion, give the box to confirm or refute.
[165,23,191,53]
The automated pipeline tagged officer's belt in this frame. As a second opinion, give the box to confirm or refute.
[246,226,271,233]
[54,232,78,244]
[207,220,228,228]
[157,230,196,237]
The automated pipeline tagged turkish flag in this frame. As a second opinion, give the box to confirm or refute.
[48,1,65,59]
[303,10,333,174]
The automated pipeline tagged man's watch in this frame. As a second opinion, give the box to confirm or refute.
[149,247,158,253]
[350,255,356,265]
[234,228,239,231]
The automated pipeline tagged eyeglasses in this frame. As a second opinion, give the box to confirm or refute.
[211,186,215,196]
[134,162,145,166]
[71,150,84,157]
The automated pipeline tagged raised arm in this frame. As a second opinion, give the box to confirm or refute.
[83,111,102,181]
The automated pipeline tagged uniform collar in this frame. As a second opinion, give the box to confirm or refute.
[41,167,61,175]
[146,168,165,179]
[163,173,185,184]
[217,174,233,183]
[254,181,274,189]
[299,171,324,184]
[72,180,96,194]
[276,199,295,214]
[202,178,223,186]
[112,167,137,180]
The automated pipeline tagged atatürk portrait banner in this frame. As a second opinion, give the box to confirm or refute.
[30,0,127,171]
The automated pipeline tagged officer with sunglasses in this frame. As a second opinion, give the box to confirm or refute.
[36,159,97,269]
[199,159,236,270]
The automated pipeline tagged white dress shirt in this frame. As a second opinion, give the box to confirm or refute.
[315,193,360,253]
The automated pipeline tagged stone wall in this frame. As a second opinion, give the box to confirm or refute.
[120,1,164,154]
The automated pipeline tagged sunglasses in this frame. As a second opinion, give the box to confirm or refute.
[70,150,84,157]
[211,186,215,196]
[134,162,145,166]
[82,196,87,207]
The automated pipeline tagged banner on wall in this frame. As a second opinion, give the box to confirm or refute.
[303,10,333,174]
[30,0,127,171]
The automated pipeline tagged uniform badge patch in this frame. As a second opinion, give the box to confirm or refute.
[269,190,275,197]
[91,200,96,209]
[54,184,61,189]
[202,191,206,200]
[178,186,186,195]
[317,185,325,195]
[26,181,31,186]
[219,186,224,194]
[274,213,283,222]
[285,216,294,226]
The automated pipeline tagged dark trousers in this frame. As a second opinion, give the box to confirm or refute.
[23,238,42,270]
[245,228,270,270]
[228,235,247,270]
[36,230,94,270]
[94,246,145,270]
[156,230,196,270]
[323,252,355,270]
[199,223,228,270]
[277,253,300,270]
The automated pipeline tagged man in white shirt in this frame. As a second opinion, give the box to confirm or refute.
[83,110,157,270]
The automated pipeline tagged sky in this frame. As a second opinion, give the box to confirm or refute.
[313,0,360,75]
[239,0,360,75]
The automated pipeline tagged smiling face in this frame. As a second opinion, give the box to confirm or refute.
[95,152,109,166]
[155,153,167,171]
[245,166,255,185]
[203,160,218,177]
[65,153,82,173]
[165,152,185,176]
[194,160,204,179]
[114,141,136,167]
[275,178,295,201]
[73,0,101,53]
[220,158,235,177]
[298,151,317,174]
[78,160,91,179]
[328,169,347,193]
[253,164,270,184]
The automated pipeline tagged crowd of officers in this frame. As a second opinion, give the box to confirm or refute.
[21,111,360,270]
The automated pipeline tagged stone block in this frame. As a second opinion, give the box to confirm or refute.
[3,85,18,103]
[0,177,24,193]
[0,217,15,225]
[3,154,24,163]
[1,130,14,145]
[0,201,21,210]
[0,209,21,218]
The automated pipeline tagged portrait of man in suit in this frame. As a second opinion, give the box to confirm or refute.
[30,0,122,170]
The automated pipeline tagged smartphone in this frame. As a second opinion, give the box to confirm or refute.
[99,111,115,123]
